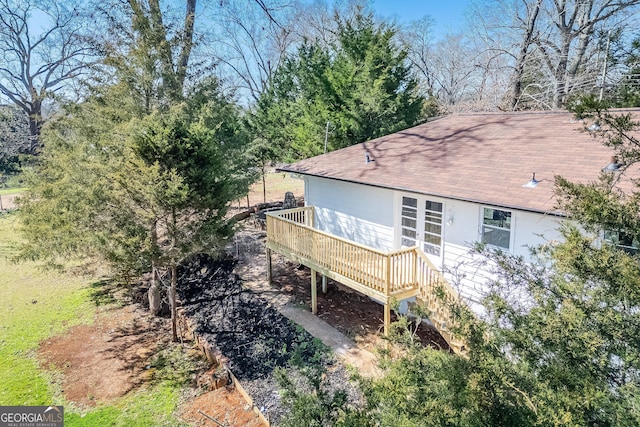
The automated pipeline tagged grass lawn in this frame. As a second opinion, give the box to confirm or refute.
[0,212,94,405]
[246,171,304,206]
[0,187,27,196]
[0,212,190,426]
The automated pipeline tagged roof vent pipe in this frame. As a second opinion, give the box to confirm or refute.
[603,155,623,172]
[365,152,372,163]
[522,172,540,188]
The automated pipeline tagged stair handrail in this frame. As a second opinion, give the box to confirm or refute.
[414,249,467,354]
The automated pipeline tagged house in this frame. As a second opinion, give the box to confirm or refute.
[265,110,640,352]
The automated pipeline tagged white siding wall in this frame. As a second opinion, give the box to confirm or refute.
[304,176,395,251]
[428,197,563,316]
[512,210,563,256]
[301,176,565,317]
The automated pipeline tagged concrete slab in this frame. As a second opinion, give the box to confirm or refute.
[278,304,380,378]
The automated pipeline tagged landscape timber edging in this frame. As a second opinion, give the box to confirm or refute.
[177,308,271,427]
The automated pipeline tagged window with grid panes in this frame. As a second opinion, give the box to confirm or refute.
[604,229,639,255]
[401,197,418,247]
[423,200,443,255]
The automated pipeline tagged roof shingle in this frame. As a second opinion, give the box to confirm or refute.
[280,110,640,214]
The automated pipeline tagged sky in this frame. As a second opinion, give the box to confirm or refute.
[370,0,470,35]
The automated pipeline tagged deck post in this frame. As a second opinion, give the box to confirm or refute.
[384,256,392,336]
[384,302,391,336]
[266,248,273,285]
[322,275,327,293]
[311,269,318,314]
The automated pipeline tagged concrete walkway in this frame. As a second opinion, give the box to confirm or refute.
[231,228,380,378]
[278,303,380,378]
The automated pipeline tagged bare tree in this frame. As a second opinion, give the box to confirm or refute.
[471,0,640,109]
[509,0,543,108]
[293,0,339,47]
[0,0,93,154]
[401,17,437,97]
[541,0,640,107]
[204,0,375,104]
[400,15,511,112]
[427,34,486,108]
[202,0,302,103]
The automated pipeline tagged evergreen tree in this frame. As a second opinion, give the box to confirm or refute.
[366,103,640,426]
[17,0,255,340]
[613,35,640,107]
[251,11,428,161]
[20,79,253,340]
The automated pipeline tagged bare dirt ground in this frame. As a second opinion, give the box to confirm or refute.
[39,304,170,408]
[39,296,262,426]
[283,268,450,350]
[0,193,18,210]
[232,226,450,353]
[180,388,263,427]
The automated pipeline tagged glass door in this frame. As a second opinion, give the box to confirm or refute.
[400,196,444,261]
[400,196,419,247]
[423,200,443,256]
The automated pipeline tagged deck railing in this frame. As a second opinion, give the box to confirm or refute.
[266,206,465,353]
[415,251,466,353]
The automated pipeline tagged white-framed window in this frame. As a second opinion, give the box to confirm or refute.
[401,196,418,247]
[423,200,443,256]
[604,230,639,255]
[482,207,512,249]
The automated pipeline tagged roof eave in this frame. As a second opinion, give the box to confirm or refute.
[278,167,566,218]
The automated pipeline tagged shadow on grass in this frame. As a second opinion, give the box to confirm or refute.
[88,279,120,306]
[146,343,209,388]
[0,211,20,258]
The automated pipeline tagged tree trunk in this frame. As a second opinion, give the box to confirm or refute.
[567,23,595,86]
[148,281,161,316]
[148,223,162,314]
[170,208,179,342]
[148,259,161,315]
[176,0,196,92]
[262,166,267,204]
[148,0,177,100]
[27,103,42,155]
[510,0,543,109]
[553,38,572,108]
[129,0,196,102]
[171,260,178,342]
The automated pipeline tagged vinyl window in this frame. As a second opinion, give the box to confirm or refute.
[482,208,511,249]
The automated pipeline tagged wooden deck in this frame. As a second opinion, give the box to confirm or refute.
[265,206,465,354]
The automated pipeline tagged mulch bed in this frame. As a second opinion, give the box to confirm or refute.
[176,254,359,425]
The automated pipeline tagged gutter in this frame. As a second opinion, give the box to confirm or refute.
[278,168,566,218]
